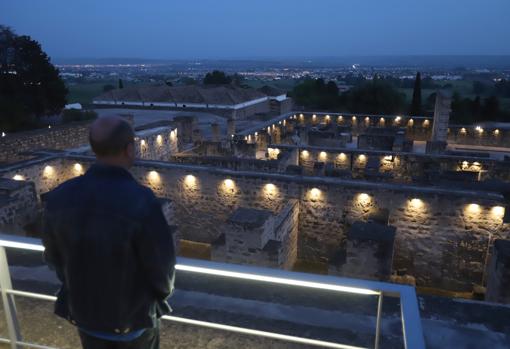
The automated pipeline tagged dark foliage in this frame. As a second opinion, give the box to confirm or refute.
[409,72,422,115]
[118,78,124,89]
[340,80,406,114]
[0,25,68,131]
[61,109,98,123]
[203,70,232,85]
[103,84,115,92]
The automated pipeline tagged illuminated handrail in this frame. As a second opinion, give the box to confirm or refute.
[0,233,425,349]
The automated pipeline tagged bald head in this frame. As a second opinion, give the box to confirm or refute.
[89,116,135,163]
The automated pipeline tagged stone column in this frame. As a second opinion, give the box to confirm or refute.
[486,239,510,303]
[174,116,196,145]
[211,123,220,142]
[227,118,236,138]
[426,90,451,154]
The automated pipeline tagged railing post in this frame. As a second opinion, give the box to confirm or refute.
[374,293,383,349]
[0,246,23,349]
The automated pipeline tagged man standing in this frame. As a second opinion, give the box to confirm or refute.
[43,116,176,349]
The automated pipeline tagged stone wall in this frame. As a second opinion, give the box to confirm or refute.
[0,121,92,163]
[241,112,510,149]
[0,178,38,231]
[271,144,510,183]
[135,126,178,161]
[2,155,508,292]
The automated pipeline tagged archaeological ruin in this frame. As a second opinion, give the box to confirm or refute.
[2,105,510,308]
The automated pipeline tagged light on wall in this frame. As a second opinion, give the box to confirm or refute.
[409,198,424,209]
[338,115,343,122]
[407,118,414,127]
[222,179,236,194]
[379,117,385,124]
[337,153,347,162]
[156,135,163,145]
[170,130,176,139]
[140,139,146,146]
[264,183,278,196]
[43,165,54,177]
[325,115,330,121]
[466,203,481,214]
[395,116,401,122]
[494,129,500,136]
[74,163,83,175]
[356,193,371,205]
[12,174,24,181]
[184,174,197,188]
[460,128,467,134]
[301,150,309,158]
[423,119,430,127]
[308,188,322,200]
[358,154,367,162]
[491,206,505,219]
[352,116,357,121]
[319,151,327,161]
[147,170,160,184]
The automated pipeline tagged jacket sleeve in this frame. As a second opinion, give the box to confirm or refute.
[137,197,176,300]
[42,207,65,282]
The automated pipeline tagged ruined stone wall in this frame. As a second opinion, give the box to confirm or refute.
[135,126,178,161]
[0,121,92,163]
[255,112,510,148]
[2,156,508,292]
[272,145,510,182]
[0,179,38,231]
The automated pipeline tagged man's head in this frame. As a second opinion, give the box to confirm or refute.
[89,116,135,168]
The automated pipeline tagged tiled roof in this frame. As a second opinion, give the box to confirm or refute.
[94,85,267,106]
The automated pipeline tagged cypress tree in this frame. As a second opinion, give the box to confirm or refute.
[410,72,422,115]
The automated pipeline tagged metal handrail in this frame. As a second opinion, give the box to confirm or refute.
[0,233,425,349]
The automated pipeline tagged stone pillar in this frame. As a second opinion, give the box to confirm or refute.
[192,128,202,144]
[174,116,196,145]
[211,123,220,142]
[329,221,396,280]
[486,239,510,303]
[256,130,270,152]
[426,90,451,154]
[227,118,236,138]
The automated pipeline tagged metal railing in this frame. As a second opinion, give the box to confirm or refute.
[0,233,425,349]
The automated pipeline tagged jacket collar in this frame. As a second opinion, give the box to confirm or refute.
[85,163,134,180]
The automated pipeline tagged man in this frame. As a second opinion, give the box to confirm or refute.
[43,116,176,349]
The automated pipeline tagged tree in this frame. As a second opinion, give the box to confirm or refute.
[0,26,68,131]
[290,78,340,110]
[118,78,124,89]
[341,80,406,115]
[103,84,115,92]
[482,96,500,121]
[203,70,232,85]
[472,81,487,95]
[409,72,422,115]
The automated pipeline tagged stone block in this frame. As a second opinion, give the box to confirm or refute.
[486,239,510,303]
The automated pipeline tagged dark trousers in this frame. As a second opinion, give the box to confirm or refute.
[78,327,159,349]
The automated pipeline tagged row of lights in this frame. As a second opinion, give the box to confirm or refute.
[459,127,499,136]
[12,163,84,182]
[10,166,506,221]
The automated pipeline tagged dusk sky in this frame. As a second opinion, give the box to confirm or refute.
[2,0,510,59]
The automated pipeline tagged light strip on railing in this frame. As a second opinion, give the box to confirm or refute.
[175,264,379,295]
[0,239,45,251]
[162,315,368,349]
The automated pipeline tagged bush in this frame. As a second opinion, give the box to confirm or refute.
[62,109,98,123]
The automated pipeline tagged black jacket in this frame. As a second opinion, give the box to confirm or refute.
[42,163,176,333]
